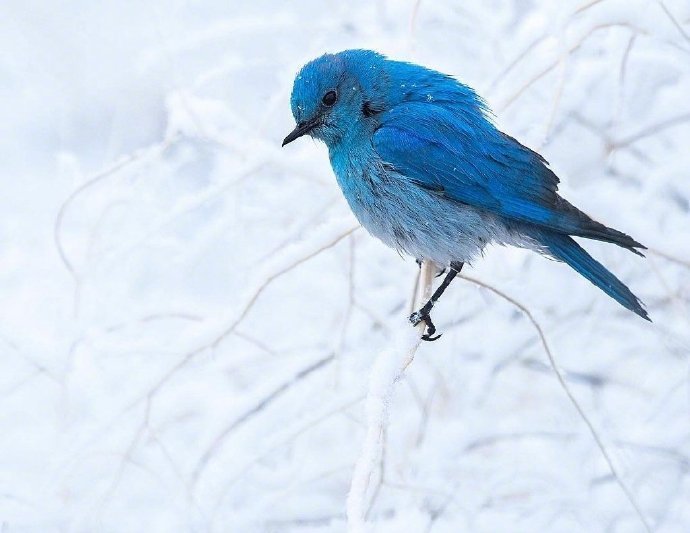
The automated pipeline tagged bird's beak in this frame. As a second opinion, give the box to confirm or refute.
[282,118,319,146]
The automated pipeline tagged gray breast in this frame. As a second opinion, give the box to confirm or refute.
[335,155,522,266]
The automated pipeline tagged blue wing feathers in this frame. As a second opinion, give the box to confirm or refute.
[373,102,645,254]
[372,82,647,319]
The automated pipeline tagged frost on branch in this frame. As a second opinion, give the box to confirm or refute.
[347,261,434,531]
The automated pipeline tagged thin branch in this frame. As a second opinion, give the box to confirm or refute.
[125,218,359,413]
[646,247,690,269]
[190,354,334,488]
[334,234,357,387]
[407,0,423,56]
[614,112,690,148]
[486,35,547,93]
[460,274,653,532]
[346,260,435,531]
[53,134,179,278]
[573,0,605,16]
[208,220,360,351]
[539,47,568,148]
[656,0,690,43]
[498,23,643,112]
[210,395,365,521]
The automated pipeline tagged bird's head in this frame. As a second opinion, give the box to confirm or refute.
[282,50,387,148]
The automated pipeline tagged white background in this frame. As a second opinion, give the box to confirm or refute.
[1,1,689,531]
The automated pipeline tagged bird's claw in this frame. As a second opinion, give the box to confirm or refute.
[422,331,442,342]
[409,309,442,342]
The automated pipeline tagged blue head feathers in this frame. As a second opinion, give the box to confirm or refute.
[284,49,488,147]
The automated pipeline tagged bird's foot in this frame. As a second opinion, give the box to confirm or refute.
[409,309,442,341]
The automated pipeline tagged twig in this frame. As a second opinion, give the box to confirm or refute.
[646,247,690,269]
[126,217,359,412]
[207,218,360,351]
[498,23,644,112]
[614,112,690,148]
[346,261,435,531]
[210,395,365,522]
[656,0,690,43]
[573,0,605,15]
[334,234,357,388]
[408,0,423,56]
[53,135,179,279]
[486,35,546,93]
[190,354,334,488]
[460,274,653,533]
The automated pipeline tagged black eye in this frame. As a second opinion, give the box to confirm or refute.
[322,90,337,107]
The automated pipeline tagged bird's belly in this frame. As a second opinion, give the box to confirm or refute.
[339,168,503,266]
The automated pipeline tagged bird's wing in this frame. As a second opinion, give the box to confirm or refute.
[372,101,579,230]
[373,103,645,251]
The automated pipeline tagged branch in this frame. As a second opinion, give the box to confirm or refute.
[190,354,334,488]
[209,395,365,521]
[129,216,359,409]
[53,134,179,279]
[346,260,435,531]
[460,274,653,533]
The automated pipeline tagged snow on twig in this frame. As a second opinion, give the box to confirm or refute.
[190,354,335,488]
[194,214,360,351]
[54,134,180,279]
[119,215,359,425]
[346,260,435,531]
[460,274,653,533]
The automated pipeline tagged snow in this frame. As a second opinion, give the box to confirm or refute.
[1,1,689,532]
[347,262,433,532]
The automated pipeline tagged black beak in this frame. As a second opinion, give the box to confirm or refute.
[282,118,319,146]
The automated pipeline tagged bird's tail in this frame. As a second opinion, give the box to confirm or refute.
[553,197,647,256]
[538,231,650,320]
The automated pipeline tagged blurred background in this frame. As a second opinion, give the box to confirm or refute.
[1,1,689,531]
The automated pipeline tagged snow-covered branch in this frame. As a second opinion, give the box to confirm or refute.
[346,261,435,531]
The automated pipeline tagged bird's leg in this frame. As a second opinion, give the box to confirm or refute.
[410,261,463,341]
[416,258,447,278]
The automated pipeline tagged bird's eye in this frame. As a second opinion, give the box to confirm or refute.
[322,90,337,107]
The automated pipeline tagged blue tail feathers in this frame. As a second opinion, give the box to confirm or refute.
[539,232,650,321]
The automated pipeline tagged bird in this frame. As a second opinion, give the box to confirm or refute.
[282,49,649,340]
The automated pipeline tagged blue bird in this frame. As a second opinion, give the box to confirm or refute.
[283,50,649,340]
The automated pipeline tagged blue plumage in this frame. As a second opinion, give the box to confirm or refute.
[283,49,649,328]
